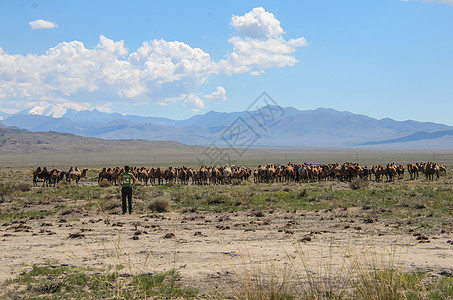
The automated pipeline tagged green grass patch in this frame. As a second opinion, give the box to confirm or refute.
[6,263,198,299]
[0,209,54,220]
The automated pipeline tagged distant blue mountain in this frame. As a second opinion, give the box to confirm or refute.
[0,110,10,121]
[359,129,453,146]
[1,105,452,148]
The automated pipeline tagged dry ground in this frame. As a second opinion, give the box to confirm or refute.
[0,168,452,298]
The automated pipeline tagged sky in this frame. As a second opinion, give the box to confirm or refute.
[0,0,452,125]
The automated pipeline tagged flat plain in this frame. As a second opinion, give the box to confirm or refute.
[1,150,452,299]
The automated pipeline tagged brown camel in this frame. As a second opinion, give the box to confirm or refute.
[67,168,88,186]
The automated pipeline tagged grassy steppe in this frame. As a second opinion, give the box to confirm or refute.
[0,164,452,299]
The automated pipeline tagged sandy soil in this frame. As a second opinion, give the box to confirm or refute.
[1,200,452,297]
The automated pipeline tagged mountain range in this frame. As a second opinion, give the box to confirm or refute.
[1,104,452,149]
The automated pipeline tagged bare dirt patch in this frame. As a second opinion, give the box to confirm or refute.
[1,205,452,297]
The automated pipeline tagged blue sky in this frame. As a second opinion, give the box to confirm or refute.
[0,0,452,125]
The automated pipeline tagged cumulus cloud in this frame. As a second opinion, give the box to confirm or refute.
[0,35,213,108]
[204,86,227,102]
[231,7,283,39]
[219,7,307,75]
[183,94,205,111]
[1,7,306,113]
[29,19,58,29]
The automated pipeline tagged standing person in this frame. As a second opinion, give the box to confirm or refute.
[118,166,137,214]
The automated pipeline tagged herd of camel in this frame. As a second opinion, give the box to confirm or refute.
[32,162,447,187]
[32,166,88,187]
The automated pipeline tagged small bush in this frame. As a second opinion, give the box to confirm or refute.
[0,183,31,202]
[350,178,369,190]
[57,181,70,188]
[148,198,170,212]
[297,189,308,199]
[253,210,265,218]
[98,180,112,187]
[15,183,32,192]
[229,255,298,300]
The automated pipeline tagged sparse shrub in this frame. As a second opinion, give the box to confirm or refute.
[169,190,184,202]
[253,210,265,218]
[350,178,369,190]
[15,183,32,192]
[151,189,164,197]
[148,198,170,212]
[57,181,70,188]
[0,184,13,202]
[132,269,198,298]
[0,183,31,202]
[100,195,121,212]
[98,180,112,187]
[182,207,198,213]
[282,186,293,192]
[206,195,226,205]
[228,254,298,300]
[297,189,308,199]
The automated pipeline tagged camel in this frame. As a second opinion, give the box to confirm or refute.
[162,167,175,184]
[372,165,386,182]
[298,164,311,183]
[422,162,439,181]
[192,169,202,185]
[385,164,398,181]
[48,169,62,187]
[87,161,446,186]
[176,167,187,185]
[33,167,51,187]
[407,164,419,180]
[67,168,88,186]
[137,167,149,186]
[111,167,122,185]
[281,165,295,182]
[396,165,405,180]
[342,163,362,182]
[98,168,113,183]
[222,165,232,184]
[209,167,221,185]
[327,164,342,181]
[148,167,162,185]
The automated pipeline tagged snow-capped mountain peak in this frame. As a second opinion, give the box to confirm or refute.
[24,103,88,118]
[28,104,68,118]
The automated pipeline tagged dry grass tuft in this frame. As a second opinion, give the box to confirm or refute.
[148,198,170,213]
[225,243,437,300]
[349,178,369,190]
[98,180,112,187]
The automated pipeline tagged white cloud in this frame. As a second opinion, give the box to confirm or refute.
[95,103,113,113]
[219,7,307,75]
[183,94,205,111]
[424,0,453,5]
[231,7,283,39]
[29,19,58,30]
[204,86,226,102]
[1,7,306,113]
[0,35,213,107]
[249,70,264,76]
